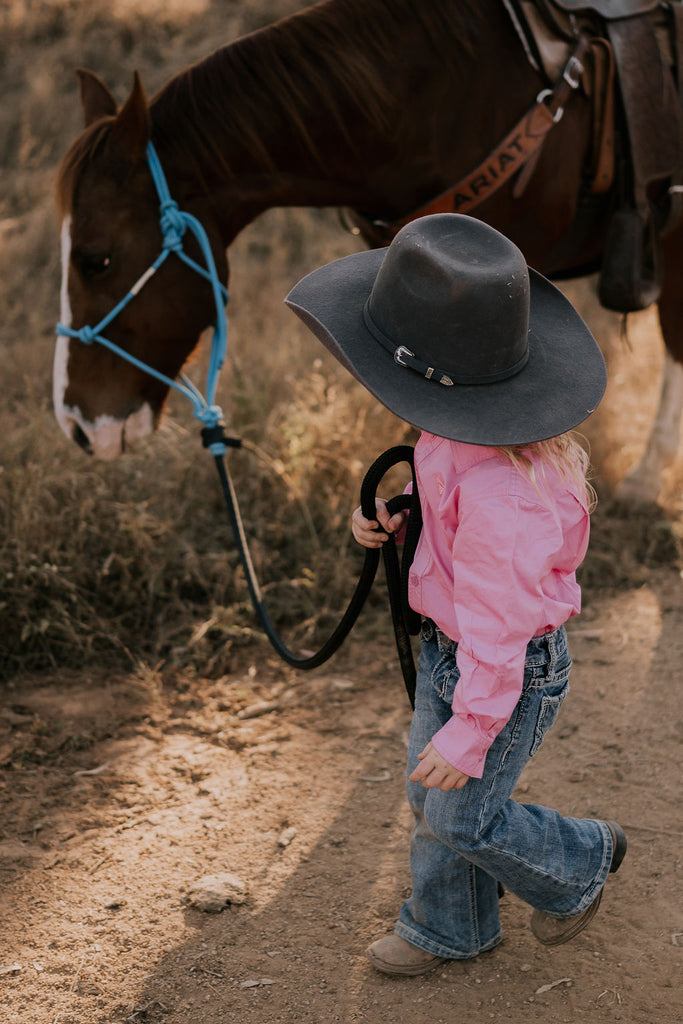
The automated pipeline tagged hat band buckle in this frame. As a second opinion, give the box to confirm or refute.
[363,300,530,387]
[394,345,454,386]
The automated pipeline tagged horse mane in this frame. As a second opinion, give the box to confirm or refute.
[56,0,483,203]
[152,0,483,175]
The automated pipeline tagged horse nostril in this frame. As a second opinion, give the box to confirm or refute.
[72,422,93,455]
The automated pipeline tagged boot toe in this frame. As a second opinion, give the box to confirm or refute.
[366,934,447,976]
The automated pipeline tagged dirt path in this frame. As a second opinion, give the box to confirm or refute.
[2,558,681,1024]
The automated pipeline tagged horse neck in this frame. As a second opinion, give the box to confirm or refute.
[149,0,486,245]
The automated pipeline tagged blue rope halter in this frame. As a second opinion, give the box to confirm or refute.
[56,142,231,455]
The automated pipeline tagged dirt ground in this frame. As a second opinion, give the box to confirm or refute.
[1,564,682,1024]
[2,310,683,1024]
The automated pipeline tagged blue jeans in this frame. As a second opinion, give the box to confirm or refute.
[395,620,613,959]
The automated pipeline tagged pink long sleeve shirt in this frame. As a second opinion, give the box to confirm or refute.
[408,432,589,778]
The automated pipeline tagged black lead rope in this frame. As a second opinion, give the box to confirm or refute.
[359,444,423,707]
[204,428,421,708]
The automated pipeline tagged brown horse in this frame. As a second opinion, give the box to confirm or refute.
[54,0,683,500]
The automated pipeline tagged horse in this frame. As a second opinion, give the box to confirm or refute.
[54,0,683,502]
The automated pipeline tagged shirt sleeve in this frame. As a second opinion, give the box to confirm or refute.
[429,490,569,778]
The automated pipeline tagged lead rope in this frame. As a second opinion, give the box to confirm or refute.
[207,435,421,708]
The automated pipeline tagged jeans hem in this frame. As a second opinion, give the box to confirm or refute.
[394,921,503,961]
[535,819,614,918]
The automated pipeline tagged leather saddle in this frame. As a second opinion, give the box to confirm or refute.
[516,0,683,311]
[549,0,659,18]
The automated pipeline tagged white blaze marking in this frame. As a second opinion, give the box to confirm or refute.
[54,217,74,439]
[53,215,155,459]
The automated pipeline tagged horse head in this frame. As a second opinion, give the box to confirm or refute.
[55,71,228,459]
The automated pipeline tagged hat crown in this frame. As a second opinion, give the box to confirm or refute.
[366,215,530,383]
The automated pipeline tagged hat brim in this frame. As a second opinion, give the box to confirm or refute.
[285,247,606,446]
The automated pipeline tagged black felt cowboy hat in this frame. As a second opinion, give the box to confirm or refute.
[285,214,607,445]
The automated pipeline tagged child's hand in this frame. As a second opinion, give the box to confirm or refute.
[351,499,405,549]
[409,741,470,791]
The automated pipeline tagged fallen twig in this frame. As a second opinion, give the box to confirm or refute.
[0,964,22,977]
[237,700,281,720]
[115,816,152,834]
[88,851,113,875]
[536,977,572,995]
[73,761,111,778]
[597,988,622,1005]
[359,771,392,782]
[126,1000,169,1021]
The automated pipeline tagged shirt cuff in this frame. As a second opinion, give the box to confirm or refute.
[430,716,493,779]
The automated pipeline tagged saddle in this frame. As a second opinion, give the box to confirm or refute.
[510,0,683,310]
[550,0,659,17]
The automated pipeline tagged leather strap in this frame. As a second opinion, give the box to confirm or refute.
[587,37,616,193]
[379,36,591,229]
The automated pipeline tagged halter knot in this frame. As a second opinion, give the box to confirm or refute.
[80,326,96,345]
[160,200,186,252]
[195,404,224,429]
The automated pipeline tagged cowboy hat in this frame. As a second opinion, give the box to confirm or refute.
[285,214,606,445]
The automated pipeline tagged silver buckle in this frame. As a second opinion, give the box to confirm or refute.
[394,345,414,367]
[536,89,564,124]
[563,55,583,90]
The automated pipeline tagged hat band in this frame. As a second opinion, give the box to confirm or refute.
[363,300,529,386]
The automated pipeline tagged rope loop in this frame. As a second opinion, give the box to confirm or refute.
[159,200,186,252]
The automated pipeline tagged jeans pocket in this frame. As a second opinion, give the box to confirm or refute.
[529,680,569,757]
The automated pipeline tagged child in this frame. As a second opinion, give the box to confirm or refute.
[286,214,626,975]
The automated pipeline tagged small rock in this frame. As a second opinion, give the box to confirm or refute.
[187,872,249,912]
[278,827,297,848]
[330,677,354,690]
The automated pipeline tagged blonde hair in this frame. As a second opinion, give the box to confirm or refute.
[496,432,598,511]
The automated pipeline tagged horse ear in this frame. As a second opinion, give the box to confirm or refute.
[77,69,118,126]
[106,72,151,165]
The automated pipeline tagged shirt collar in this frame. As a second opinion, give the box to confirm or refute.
[419,431,502,473]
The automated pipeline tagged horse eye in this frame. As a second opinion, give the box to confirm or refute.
[77,253,112,279]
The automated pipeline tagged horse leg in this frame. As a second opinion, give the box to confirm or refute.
[615,225,683,504]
